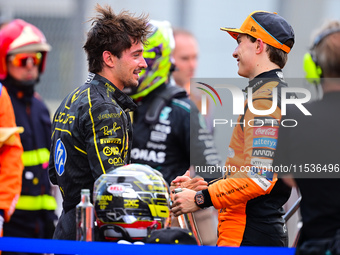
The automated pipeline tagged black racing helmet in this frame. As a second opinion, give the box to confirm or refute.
[93,164,170,242]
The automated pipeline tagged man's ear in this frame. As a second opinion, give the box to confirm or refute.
[255,38,265,54]
[102,51,115,68]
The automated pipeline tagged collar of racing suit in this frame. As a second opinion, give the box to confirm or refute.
[88,72,137,112]
[244,69,286,93]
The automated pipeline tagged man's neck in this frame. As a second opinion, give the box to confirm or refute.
[247,51,281,81]
[97,69,123,91]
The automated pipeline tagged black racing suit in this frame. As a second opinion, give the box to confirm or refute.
[49,73,136,240]
[130,83,220,185]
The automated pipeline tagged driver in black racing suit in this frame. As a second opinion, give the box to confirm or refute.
[48,6,150,240]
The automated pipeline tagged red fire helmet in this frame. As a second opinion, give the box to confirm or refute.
[0,19,51,80]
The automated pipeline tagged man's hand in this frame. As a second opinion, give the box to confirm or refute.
[170,170,191,193]
[170,170,208,193]
[171,188,200,217]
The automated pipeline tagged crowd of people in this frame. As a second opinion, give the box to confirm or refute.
[0,3,339,255]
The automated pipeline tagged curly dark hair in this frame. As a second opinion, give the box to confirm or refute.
[83,4,150,73]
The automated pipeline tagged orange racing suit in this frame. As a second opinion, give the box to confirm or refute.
[197,70,293,247]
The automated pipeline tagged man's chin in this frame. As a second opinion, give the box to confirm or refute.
[124,80,139,88]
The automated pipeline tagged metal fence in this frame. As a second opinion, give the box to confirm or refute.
[1,0,88,114]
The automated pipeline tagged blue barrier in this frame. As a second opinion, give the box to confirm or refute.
[0,237,296,255]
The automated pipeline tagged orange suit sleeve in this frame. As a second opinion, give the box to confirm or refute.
[0,86,24,222]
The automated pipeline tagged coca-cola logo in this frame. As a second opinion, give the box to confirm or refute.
[253,127,278,137]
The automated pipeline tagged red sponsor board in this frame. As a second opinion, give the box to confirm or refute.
[253,127,278,137]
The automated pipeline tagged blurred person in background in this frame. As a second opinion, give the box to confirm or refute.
[48,4,150,240]
[273,20,340,255]
[124,20,220,245]
[0,82,24,241]
[0,19,58,250]
[172,28,198,94]
[171,11,295,247]
[172,28,214,132]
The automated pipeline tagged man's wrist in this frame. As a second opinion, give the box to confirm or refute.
[194,189,213,208]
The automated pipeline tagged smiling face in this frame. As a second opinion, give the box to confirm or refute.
[112,41,147,90]
[232,34,257,79]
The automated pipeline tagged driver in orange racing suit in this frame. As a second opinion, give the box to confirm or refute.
[171,11,296,247]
